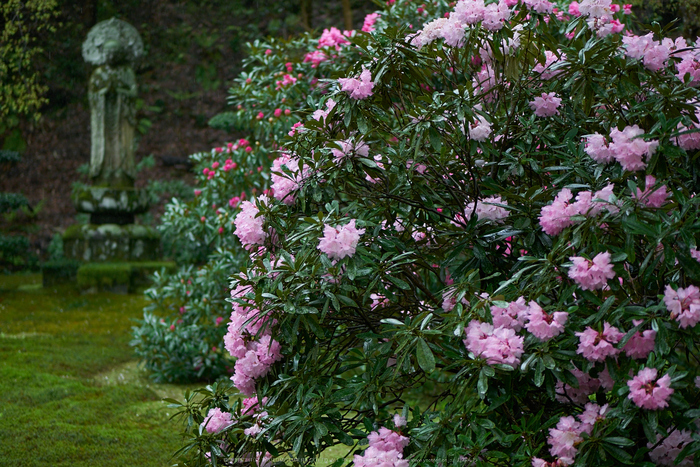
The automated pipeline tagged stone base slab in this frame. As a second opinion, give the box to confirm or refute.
[73,186,150,225]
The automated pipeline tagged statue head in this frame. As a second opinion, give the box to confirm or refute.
[82,18,144,66]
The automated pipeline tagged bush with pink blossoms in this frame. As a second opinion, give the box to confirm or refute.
[163,1,700,466]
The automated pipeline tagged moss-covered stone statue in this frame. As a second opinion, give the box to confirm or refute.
[63,19,165,278]
[84,19,141,188]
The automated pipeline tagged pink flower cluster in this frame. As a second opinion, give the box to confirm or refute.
[275,73,298,90]
[537,403,609,465]
[575,322,623,362]
[456,195,509,224]
[674,108,700,150]
[648,429,694,466]
[530,92,562,117]
[331,138,370,162]
[468,114,493,141]
[525,302,568,341]
[539,185,617,235]
[225,281,282,395]
[442,287,468,312]
[627,367,674,410]
[464,320,524,368]
[490,296,529,331]
[412,0,514,49]
[584,125,658,171]
[622,34,691,73]
[633,175,669,208]
[455,0,513,31]
[318,219,365,260]
[312,98,336,122]
[578,0,624,37]
[362,12,380,33]
[623,320,656,359]
[691,247,700,263]
[200,407,234,434]
[339,67,375,100]
[523,0,554,15]
[233,195,269,249]
[270,153,303,205]
[241,396,270,438]
[318,27,350,49]
[555,367,613,404]
[663,284,700,328]
[353,426,409,467]
[567,251,616,291]
[533,50,564,79]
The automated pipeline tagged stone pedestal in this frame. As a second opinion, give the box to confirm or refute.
[64,223,160,262]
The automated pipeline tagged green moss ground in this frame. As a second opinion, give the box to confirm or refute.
[0,275,198,467]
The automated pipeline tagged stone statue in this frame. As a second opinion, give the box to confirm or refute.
[82,18,143,188]
[64,18,159,266]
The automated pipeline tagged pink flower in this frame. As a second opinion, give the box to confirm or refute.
[555,367,602,404]
[524,0,554,14]
[539,188,576,235]
[663,284,700,328]
[468,114,492,141]
[353,447,408,467]
[233,197,269,249]
[533,50,564,79]
[338,67,375,100]
[627,367,674,410]
[548,416,582,459]
[303,50,328,67]
[288,122,305,137]
[648,430,694,466]
[255,335,282,365]
[331,139,370,161]
[623,320,656,359]
[568,251,616,291]
[442,287,467,312]
[690,247,700,262]
[200,407,233,433]
[530,92,562,117]
[575,322,623,362]
[568,1,581,16]
[675,115,700,149]
[367,427,410,452]
[312,98,337,122]
[470,196,509,223]
[362,12,380,32]
[490,297,529,331]
[633,175,669,208]
[354,425,410,467]
[570,184,618,217]
[578,402,608,434]
[318,27,350,49]
[608,125,658,171]
[584,133,614,163]
[393,414,407,427]
[318,219,365,260]
[525,302,568,340]
[464,321,524,368]
[271,153,304,205]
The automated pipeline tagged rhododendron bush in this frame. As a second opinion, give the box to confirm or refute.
[158,0,700,466]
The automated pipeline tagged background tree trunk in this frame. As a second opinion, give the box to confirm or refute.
[341,0,352,30]
[301,0,313,31]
